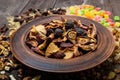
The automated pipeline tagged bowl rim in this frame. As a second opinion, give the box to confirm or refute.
[10,15,115,73]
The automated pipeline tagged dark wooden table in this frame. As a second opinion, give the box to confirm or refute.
[0,0,120,27]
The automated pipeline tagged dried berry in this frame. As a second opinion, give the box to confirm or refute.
[54,28,63,38]
[65,20,74,30]
[76,27,86,36]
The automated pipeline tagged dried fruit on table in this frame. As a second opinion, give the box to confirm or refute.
[0,40,10,56]
[0,74,8,80]
[7,16,20,30]
[23,77,32,80]
[108,71,116,79]
[0,60,4,70]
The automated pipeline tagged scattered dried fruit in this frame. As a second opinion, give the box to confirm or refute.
[108,71,116,79]
[0,74,8,80]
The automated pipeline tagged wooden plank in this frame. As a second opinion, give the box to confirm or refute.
[21,0,57,13]
[54,0,112,13]
[54,0,83,8]
[0,0,30,27]
[109,0,120,16]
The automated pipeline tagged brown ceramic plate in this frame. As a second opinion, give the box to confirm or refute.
[10,15,115,73]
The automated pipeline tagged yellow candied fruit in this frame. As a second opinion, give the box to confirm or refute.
[104,14,109,19]
[115,22,120,27]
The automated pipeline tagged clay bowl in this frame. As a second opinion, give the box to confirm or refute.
[10,15,115,73]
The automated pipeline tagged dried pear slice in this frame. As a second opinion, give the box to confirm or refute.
[45,42,59,57]
[64,50,74,59]
[77,37,90,45]
[87,24,97,38]
[26,39,38,47]
[67,30,77,44]
[35,25,46,35]
[29,25,37,39]
[38,40,47,50]
[73,45,81,57]
[78,43,97,51]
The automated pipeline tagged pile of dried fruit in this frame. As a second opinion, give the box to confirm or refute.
[26,19,97,59]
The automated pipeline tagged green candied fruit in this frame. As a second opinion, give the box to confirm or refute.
[100,18,106,24]
[114,16,120,21]
[80,10,85,14]
[88,8,94,11]
[78,10,84,15]
[103,23,110,27]
[70,9,75,14]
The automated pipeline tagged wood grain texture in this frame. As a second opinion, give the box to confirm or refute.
[109,0,120,16]
[54,0,83,8]
[0,0,29,27]
[21,0,57,13]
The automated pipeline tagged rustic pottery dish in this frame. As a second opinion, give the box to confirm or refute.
[10,15,115,73]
